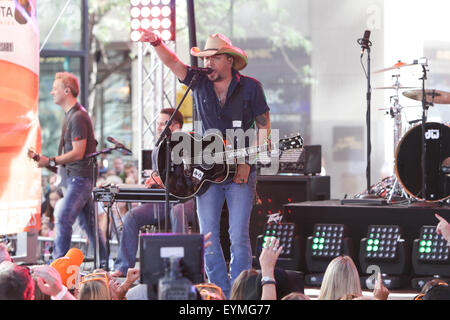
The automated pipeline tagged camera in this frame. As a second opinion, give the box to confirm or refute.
[157,257,198,300]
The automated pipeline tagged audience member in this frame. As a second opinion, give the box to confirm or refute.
[414,279,449,300]
[318,255,362,300]
[0,243,12,264]
[78,272,112,300]
[40,188,63,237]
[421,283,450,300]
[230,237,287,300]
[32,265,76,300]
[281,292,310,300]
[113,157,126,182]
[196,283,227,300]
[0,263,34,300]
[124,162,139,184]
[50,247,84,289]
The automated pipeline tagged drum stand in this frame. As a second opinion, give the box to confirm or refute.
[386,75,411,203]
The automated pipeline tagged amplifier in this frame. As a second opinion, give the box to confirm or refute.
[258,145,322,175]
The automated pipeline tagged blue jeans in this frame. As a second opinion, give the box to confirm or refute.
[113,199,195,275]
[196,171,256,297]
[54,176,107,263]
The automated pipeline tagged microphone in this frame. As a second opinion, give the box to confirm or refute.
[190,66,213,74]
[358,30,372,57]
[107,136,132,156]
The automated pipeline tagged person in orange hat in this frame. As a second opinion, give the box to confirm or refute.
[139,29,272,298]
[50,247,84,289]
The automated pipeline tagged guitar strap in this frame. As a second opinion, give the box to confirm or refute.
[58,103,81,156]
[56,103,81,193]
[229,83,243,130]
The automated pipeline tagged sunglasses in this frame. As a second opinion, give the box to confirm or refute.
[80,272,110,291]
[414,281,448,300]
[195,283,225,300]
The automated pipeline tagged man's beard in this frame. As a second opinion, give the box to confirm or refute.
[208,71,223,82]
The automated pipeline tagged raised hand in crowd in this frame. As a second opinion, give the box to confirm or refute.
[259,237,283,300]
[0,243,12,264]
[373,272,389,300]
[435,214,450,242]
[117,268,140,299]
[32,265,76,300]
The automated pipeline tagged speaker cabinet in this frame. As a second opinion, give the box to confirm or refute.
[250,175,330,255]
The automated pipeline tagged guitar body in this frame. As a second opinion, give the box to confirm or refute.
[156,132,303,199]
[155,133,231,199]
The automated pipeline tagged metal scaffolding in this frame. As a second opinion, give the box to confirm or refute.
[137,41,177,178]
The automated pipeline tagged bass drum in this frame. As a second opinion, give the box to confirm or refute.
[395,122,450,202]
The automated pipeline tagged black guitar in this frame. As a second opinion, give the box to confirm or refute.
[155,132,303,199]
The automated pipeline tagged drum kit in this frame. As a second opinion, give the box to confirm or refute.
[362,60,450,203]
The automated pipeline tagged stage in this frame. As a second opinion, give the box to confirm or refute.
[284,199,450,243]
[283,199,450,282]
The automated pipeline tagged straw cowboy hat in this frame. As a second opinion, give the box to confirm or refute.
[190,33,248,71]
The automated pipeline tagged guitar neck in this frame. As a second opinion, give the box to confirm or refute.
[224,142,277,162]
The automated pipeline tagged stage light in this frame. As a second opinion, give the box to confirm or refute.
[255,222,302,271]
[418,226,449,262]
[151,18,161,29]
[131,18,141,30]
[261,223,296,257]
[129,0,176,42]
[141,7,151,18]
[305,224,354,286]
[359,225,410,290]
[411,225,450,290]
[310,224,345,259]
[364,225,400,260]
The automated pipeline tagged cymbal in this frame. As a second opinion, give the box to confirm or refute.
[374,86,419,90]
[403,89,450,104]
[374,61,417,73]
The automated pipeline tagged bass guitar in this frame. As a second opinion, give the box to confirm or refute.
[156,132,303,199]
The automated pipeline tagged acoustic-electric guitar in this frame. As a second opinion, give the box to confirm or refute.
[155,132,303,199]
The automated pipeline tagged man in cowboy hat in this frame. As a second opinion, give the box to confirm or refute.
[139,30,272,297]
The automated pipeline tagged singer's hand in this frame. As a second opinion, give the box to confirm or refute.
[139,28,158,43]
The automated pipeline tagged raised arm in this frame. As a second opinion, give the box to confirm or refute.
[139,29,188,82]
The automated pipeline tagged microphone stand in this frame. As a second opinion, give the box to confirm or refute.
[86,145,129,270]
[419,64,429,202]
[365,45,372,194]
[155,72,200,232]
[342,36,387,205]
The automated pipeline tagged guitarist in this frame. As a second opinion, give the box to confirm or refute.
[140,31,272,297]
[32,72,107,264]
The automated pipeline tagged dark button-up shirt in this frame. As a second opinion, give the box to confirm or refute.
[181,68,270,135]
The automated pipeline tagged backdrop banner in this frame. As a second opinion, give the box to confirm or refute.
[0,0,41,234]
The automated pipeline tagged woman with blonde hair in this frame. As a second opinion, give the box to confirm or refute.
[78,273,112,300]
[318,255,362,300]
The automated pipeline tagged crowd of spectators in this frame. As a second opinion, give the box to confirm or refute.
[2,212,450,300]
